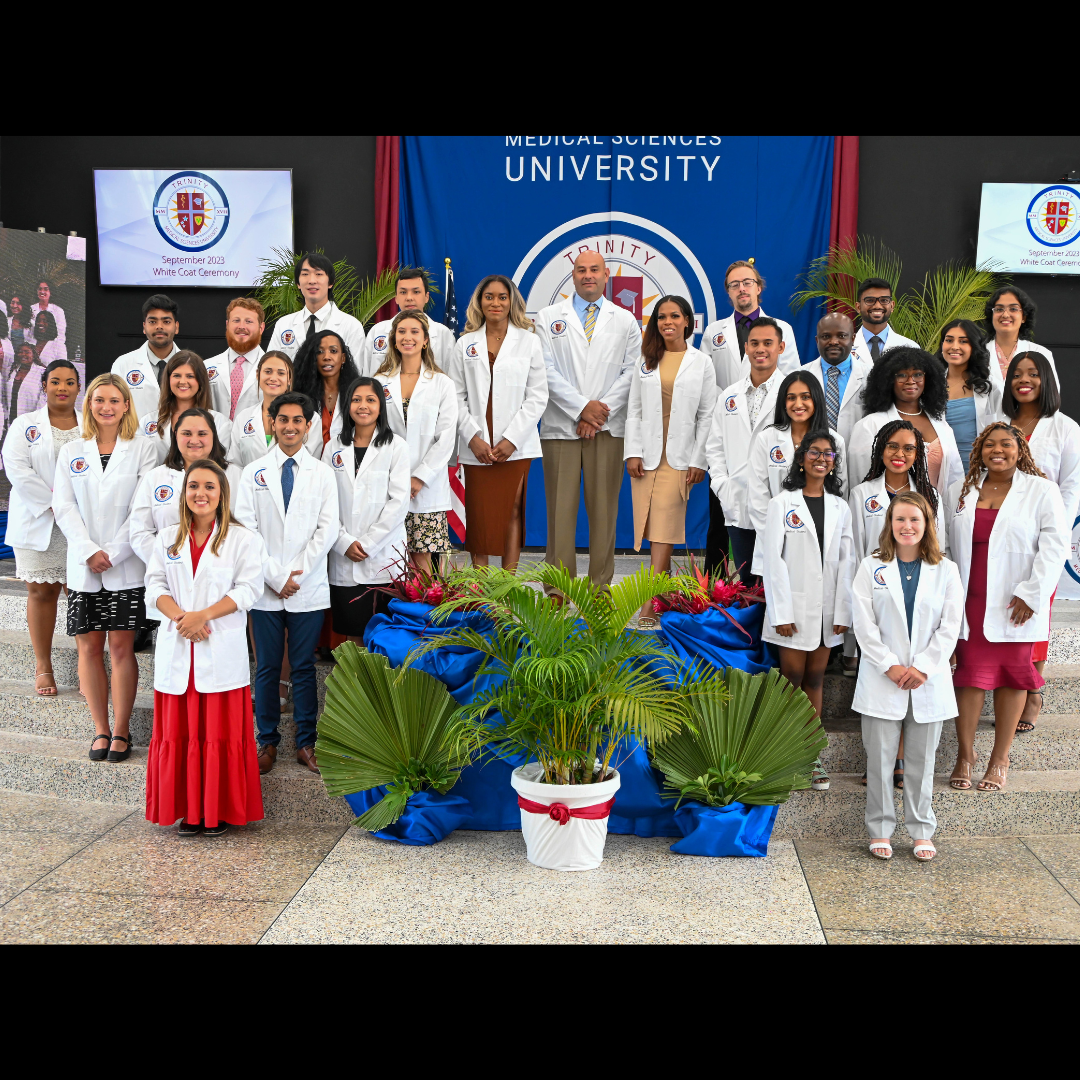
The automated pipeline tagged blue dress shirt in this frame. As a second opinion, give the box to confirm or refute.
[572,292,606,329]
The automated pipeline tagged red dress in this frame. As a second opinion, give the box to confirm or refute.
[145,532,264,828]
[953,508,1043,691]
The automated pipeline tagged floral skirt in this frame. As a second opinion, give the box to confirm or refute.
[405,511,454,553]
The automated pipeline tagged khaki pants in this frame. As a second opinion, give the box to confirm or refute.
[541,432,624,589]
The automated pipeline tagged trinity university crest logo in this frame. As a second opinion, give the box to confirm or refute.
[332,451,345,470]
[154,172,230,252]
[874,567,888,586]
[1027,186,1080,247]
[550,319,567,337]
[144,420,158,437]
[254,469,268,488]
[25,426,41,444]
[769,446,786,464]
[785,510,804,530]
[167,549,183,561]
[70,457,89,475]
[280,329,295,347]
[865,496,883,513]
[712,332,726,348]
[465,343,480,359]
[955,498,965,515]
[244,419,256,436]
[206,365,219,382]
[126,369,144,387]
[155,485,173,503]
[725,396,738,413]
[374,335,388,353]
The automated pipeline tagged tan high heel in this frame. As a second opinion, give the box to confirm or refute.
[978,762,1009,792]
[950,758,976,790]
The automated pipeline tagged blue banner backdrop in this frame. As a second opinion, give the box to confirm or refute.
[399,136,834,550]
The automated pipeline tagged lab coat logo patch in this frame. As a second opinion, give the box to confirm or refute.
[70,457,88,475]
[955,498,965,515]
[465,343,480,359]
[769,446,786,464]
[206,365,219,381]
[254,469,268,488]
[712,333,726,348]
[167,549,182,561]
[383,387,391,399]
[725,396,738,414]
[280,329,295,347]
[144,420,158,437]
[1027,185,1080,247]
[126,369,144,387]
[332,451,345,470]
[155,485,173,503]
[153,172,230,253]
[550,320,568,337]
[25,426,42,444]
[874,567,888,586]
[243,419,256,436]
[785,510,804,530]
[865,496,883,513]
[374,335,388,353]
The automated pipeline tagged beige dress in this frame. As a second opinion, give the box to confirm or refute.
[631,350,688,549]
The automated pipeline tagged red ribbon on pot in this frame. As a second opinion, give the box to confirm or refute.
[517,796,616,826]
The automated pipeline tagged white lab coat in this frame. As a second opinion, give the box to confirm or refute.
[1023,412,1080,523]
[31,303,66,350]
[802,356,872,446]
[136,409,233,466]
[52,436,159,594]
[233,445,338,613]
[624,346,717,471]
[946,469,1068,642]
[851,555,964,723]
[111,342,178,427]
[144,523,265,695]
[848,475,948,561]
[762,489,856,652]
[362,318,457,378]
[699,310,801,390]
[230,401,277,468]
[706,368,783,530]
[746,424,847,575]
[322,435,410,586]
[1,407,82,550]
[268,303,365,362]
[535,296,641,440]
[848,406,963,505]
[376,371,458,513]
[448,326,548,464]
[301,398,344,460]
[850,326,920,367]
[988,340,1057,395]
[205,346,264,420]
[1,356,48,419]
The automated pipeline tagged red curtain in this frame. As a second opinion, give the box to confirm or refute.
[830,135,860,253]
[374,136,400,322]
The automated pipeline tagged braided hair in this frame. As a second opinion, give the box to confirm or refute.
[958,421,1047,503]
[864,419,938,515]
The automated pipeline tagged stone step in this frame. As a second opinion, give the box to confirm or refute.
[771,771,1080,839]
[0,730,352,826]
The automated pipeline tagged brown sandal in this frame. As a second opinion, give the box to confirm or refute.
[978,763,1009,792]
[950,759,976,790]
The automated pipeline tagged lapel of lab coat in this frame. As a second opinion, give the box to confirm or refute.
[881,557,909,640]
[383,373,406,430]
[823,490,838,557]
[263,448,288,522]
[102,436,133,485]
[841,358,869,410]
[190,521,221,589]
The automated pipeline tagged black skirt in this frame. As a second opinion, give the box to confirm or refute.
[329,584,391,640]
[66,587,148,636]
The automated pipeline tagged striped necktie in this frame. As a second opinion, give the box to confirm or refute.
[825,365,841,431]
[584,303,598,343]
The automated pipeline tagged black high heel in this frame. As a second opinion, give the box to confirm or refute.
[107,734,132,763]
[89,733,111,762]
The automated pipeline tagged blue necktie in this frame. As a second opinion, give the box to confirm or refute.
[282,456,295,513]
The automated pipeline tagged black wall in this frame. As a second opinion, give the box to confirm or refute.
[859,135,1080,416]
[0,136,378,376]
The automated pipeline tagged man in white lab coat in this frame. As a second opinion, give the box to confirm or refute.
[266,252,365,363]
[204,297,266,420]
[361,268,457,376]
[802,313,870,447]
[536,251,640,590]
[110,294,181,425]
[851,277,919,366]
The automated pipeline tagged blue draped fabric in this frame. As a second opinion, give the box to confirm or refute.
[344,788,475,846]
[656,603,776,675]
[670,802,780,858]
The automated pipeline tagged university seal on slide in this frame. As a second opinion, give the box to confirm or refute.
[1026,186,1080,247]
[153,171,230,253]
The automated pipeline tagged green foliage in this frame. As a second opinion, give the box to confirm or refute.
[315,643,462,831]
[405,563,728,786]
[653,667,827,807]
[790,236,1009,352]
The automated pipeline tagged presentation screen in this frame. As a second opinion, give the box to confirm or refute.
[94,168,293,287]
[976,182,1080,275]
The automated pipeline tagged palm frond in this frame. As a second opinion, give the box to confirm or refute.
[790,236,903,319]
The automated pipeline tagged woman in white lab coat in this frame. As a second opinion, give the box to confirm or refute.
[229,350,293,468]
[983,286,1057,394]
[3,341,48,423]
[375,310,458,575]
[52,374,159,763]
[294,329,361,460]
[143,350,232,465]
[0,360,81,696]
[938,319,1001,475]
[450,275,548,573]
[323,377,410,642]
[144,459,265,837]
[624,295,716,625]
[851,492,963,862]
[848,347,963,507]
[762,431,856,790]
[1001,351,1080,731]
[947,422,1068,793]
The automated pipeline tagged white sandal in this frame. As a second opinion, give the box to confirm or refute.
[279,680,292,709]
[913,842,936,862]
[869,842,893,860]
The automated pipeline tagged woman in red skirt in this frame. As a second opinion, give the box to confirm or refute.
[144,458,265,836]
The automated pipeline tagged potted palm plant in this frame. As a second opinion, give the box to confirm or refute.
[406,564,727,871]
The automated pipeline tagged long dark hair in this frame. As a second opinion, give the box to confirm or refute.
[984,286,1037,340]
[292,329,360,418]
[863,419,938,514]
[158,350,213,437]
[861,346,947,419]
[338,377,393,449]
[937,319,992,396]
[164,407,230,472]
[770,370,828,431]
[782,430,844,496]
[641,295,693,370]
[1003,350,1060,419]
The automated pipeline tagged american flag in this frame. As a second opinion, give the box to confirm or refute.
[444,259,466,545]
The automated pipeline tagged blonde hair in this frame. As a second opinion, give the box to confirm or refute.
[874,492,943,565]
[958,421,1046,503]
[169,459,240,559]
[83,374,139,441]
[463,275,535,334]
[376,310,442,377]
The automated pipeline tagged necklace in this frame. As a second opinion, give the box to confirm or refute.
[896,406,923,417]
[897,556,918,582]
[884,479,909,495]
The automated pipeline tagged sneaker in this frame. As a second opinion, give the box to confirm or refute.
[203,822,230,837]
[842,656,859,678]
[811,762,831,791]
[178,820,203,837]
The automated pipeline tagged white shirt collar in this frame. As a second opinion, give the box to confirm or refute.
[743,366,780,393]
[270,443,306,471]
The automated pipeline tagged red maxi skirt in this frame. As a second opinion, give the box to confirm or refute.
[146,662,264,829]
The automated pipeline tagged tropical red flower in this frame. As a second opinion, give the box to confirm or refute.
[652,597,671,614]
[423,583,445,605]
[404,579,422,602]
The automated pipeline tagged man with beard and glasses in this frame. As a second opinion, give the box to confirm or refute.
[111,294,182,425]
[850,278,919,367]
[205,297,266,421]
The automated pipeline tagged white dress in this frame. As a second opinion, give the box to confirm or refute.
[13,425,82,584]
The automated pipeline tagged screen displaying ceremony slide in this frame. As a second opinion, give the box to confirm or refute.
[94,168,293,287]
[976,182,1080,275]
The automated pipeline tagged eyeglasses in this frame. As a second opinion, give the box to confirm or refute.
[726,278,758,291]
[804,449,837,461]
[860,295,894,306]
[993,305,1022,315]
[895,371,926,383]
[884,443,918,456]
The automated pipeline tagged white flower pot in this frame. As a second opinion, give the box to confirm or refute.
[510,763,622,872]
